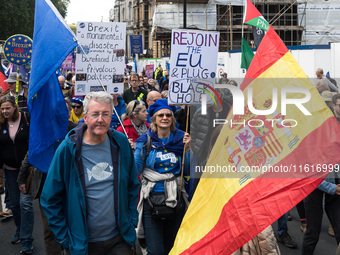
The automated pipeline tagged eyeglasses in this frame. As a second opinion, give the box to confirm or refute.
[334,104,340,107]
[88,112,111,119]
[72,105,82,109]
[157,113,172,118]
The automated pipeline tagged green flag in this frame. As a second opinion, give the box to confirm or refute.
[241,37,254,70]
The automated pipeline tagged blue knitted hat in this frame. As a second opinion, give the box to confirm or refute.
[71,97,83,106]
[148,99,176,117]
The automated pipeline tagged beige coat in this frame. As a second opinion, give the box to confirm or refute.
[232,226,281,255]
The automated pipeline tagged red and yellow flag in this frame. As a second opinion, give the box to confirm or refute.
[0,55,8,92]
[170,26,340,254]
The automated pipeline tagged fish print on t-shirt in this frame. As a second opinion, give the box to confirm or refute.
[87,162,113,181]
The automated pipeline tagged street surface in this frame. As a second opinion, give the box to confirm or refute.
[0,194,337,254]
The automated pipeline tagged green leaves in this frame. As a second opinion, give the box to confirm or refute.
[0,0,69,40]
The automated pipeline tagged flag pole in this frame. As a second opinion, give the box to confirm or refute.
[242,0,245,38]
[179,106,190,196]
[229,3,233,50]
[15,66,20,104]
[77,42,129,138]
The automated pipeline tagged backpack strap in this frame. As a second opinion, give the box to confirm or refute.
[140,133,152,176]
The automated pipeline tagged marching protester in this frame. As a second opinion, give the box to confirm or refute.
[69,97,84,123]
[316,68,338,92]
[58,75,71,94]
[147,78,158,92]
[40,92,139,254]
[301,94,340,254]
[4,72,29,112]
[116,100,149,143]
[0,96,34,254]
[159,71,169,93]
[110,93,127,130]
[134,99,191,255]
[123,73,148,105]
[146,91,162,124]
[16,98,77,255]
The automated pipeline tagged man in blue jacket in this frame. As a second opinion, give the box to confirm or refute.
[41,91,139,255]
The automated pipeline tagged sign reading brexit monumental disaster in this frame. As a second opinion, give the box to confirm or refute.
[75,22,126,95]
[169,29,220,105]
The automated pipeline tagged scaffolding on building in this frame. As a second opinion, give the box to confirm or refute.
[131,0,307,58]
[216,0,307,51]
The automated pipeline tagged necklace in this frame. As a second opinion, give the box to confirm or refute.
[9,124,14,128]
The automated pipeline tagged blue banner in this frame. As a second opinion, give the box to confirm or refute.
[130,35,143,54]
[3,34,32,65]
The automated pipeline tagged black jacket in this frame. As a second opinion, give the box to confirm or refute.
[0,112,30,169]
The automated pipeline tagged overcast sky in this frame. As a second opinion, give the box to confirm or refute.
[65,0,114,24]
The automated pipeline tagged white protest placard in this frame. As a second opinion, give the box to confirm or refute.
[169,29,220,105]
[75,22,126,95]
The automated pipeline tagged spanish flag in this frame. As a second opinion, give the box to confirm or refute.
[170,26,340,254]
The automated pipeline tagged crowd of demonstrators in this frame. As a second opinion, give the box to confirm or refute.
[2,63,340,255]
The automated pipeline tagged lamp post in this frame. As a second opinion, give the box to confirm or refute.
[183,0,186,28]
[118,0,121,22]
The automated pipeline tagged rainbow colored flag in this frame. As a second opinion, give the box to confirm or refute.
[170,26,340,254]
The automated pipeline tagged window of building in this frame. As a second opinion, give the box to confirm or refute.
[144,30,149,50]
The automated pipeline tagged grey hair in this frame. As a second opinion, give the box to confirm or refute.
[83,91,113,114]
[122,100,145,120]
[316,68,324,74]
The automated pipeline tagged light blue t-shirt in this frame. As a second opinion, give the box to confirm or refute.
[82,135,118,242]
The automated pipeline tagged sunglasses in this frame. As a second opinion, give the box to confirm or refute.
[132,100,141,111]
[157,113,172,118]
[72,105,82,109]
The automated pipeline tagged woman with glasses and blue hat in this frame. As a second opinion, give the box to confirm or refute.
[69,97,84,123]
[116,100,149,142]
[134,99,191,255]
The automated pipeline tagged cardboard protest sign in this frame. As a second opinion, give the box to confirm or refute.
[61,55,73,71]
[145,64,154,79]
[75,22,126,95]
[169,29,219,105]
